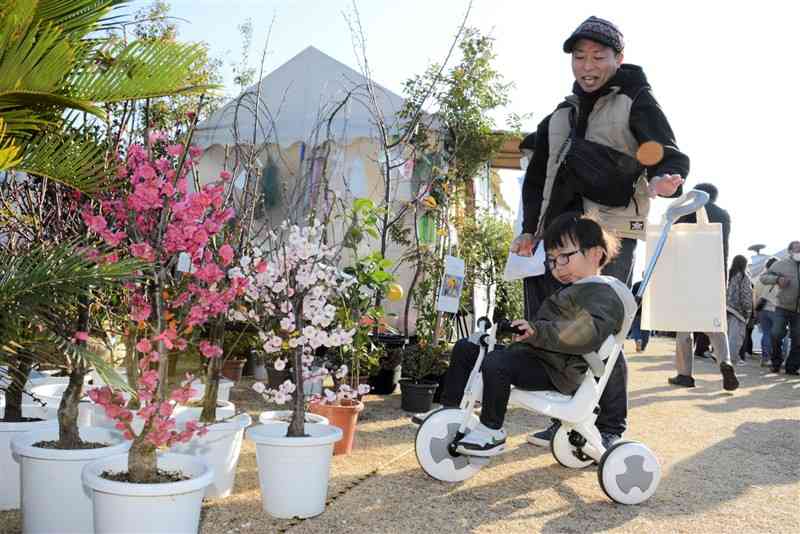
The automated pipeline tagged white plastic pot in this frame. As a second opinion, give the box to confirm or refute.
[11,426,131,533]
[82,452,214,534]
[258,410,329,426]
[172,400,236,429]
[30,383,93,426]
[247,422,342,519]
[170,412,252,499]
[0,415,56,511]
[189,378,234,402]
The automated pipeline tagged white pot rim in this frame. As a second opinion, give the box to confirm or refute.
[204,412,252,431]
[247,422,342,447]
[82,452,214,497]
[0,418,57,433]
[11,426,130,461]
[258,410,329,426]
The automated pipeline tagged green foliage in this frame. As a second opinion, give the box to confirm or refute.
[458,212,523,322]
[0,239,143,374]
[0,0,216,189]
[399,28,512,186]
[327,199,396,385]
[401,341,450,382]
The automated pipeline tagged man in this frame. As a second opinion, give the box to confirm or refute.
[760,240,800,374]
[678,183,731,363]
[668,182,739,390]
[511,16,688,448]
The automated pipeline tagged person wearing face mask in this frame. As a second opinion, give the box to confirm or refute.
[511,16,689,449]
[760,240,800,374]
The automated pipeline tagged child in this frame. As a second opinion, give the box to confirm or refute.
[439,212,627,457]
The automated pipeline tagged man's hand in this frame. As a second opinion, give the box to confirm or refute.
[511,233,538,257]
[511,320,535,342]
[777,275,790,289]
[649,174,684,198]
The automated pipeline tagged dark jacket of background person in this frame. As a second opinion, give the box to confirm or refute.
[760,257,800,313]
[522,64,690,238]
[509,282,625,395]
[677,195,731,271]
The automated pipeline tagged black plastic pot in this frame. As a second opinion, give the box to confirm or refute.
[266,366,291,389]
[399,379,438,413]
[367,334,407,395]
[368,365,402,395]
[422,373,447,404]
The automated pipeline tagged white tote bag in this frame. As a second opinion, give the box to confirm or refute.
[641,207,727,332]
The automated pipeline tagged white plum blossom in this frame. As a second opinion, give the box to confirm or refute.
[252,382,266,394]
[244,220,359,408]
[357,383,371,396]
[279,316,295,332]
[335,365,348,380]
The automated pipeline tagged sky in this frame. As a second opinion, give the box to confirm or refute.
[130,0,798,265]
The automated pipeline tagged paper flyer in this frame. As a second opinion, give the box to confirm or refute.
[436,255,465,314]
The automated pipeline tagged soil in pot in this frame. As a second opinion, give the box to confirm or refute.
[102,469,190,484]
[400,379,438,413]
[33,439,109,449]
[308,400,363,455]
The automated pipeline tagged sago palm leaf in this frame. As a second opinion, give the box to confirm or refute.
[33,0,126,36]
[0,118,22,170]
[0,239,141,313]
[16,126,115,194]
[69,39,215,103]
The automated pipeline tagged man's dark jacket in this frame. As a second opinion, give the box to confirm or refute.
[522,64,690,235]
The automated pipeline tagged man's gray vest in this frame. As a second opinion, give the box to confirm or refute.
[537,87,650,239]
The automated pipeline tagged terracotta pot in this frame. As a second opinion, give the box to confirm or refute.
[308,400,364,456]
[221,358,247,383]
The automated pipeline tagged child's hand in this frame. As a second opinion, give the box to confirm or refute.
[511,320,535,342]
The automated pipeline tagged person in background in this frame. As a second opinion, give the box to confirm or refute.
[759,240,800,375]
[512,15,687,449]
[628,279,650,352]
[726,255,753,366]
[753,257,780,367]
[669,183,739,391]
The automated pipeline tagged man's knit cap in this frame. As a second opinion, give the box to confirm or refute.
[563,16,624,53]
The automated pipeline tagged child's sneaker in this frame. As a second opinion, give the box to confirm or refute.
[455,423,507,457]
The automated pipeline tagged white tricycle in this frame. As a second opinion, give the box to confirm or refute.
[414,190,710,505]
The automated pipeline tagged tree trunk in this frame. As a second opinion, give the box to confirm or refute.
[287,314,306,438]
[56,369,85,448]
[124,326,140,410]
[199,358,221,423]
[2,356,30,422]
[127,434,157,483]
[199,319,225,423]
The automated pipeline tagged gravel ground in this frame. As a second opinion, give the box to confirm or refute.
[2,337,798,534]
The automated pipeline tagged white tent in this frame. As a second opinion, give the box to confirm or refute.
[194,46,406,149]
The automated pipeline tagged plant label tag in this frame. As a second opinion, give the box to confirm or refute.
[177,252,194,273]
[436,255,465,314]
